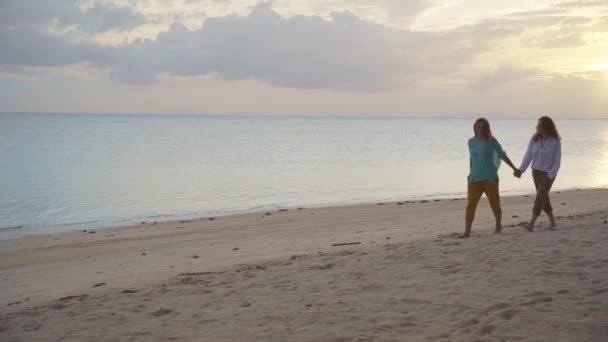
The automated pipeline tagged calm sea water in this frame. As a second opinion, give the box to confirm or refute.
[1,113,607,238]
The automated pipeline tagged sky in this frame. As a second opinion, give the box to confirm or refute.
[0,0,607,117]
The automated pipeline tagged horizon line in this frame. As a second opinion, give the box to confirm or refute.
[1,111,606,120]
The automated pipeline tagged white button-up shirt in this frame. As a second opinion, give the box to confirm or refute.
[519,137,561,180]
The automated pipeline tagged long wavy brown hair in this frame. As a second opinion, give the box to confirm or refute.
[533,116,560,141]
[473,118,493,140]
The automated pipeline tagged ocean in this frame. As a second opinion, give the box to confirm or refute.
[1,113,607,238]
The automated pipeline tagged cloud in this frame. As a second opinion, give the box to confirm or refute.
[542,32,587,48]
[113,3,530,89]
[108,5,414,88]
[472,65,539,91]
[0,1,604,92]
[552,0,608,10]
[76,2,147,33]
[1,2,521,90]
[349,0,433,20]
[554,70,607,81]
[0,0,146,33]
[503,5,607,49]
[0,27,111,67]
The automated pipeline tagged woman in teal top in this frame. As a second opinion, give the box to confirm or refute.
[463,118,519,238]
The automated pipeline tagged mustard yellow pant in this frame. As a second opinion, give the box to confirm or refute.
[466,178,502,224]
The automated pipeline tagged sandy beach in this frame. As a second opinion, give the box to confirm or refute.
[1,188,608,341]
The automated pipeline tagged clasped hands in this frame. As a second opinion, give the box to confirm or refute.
[513,169,522,178]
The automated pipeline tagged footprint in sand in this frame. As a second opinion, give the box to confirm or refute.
[150,308,173,317]
[441,242,462,247]
[591,288,608,296]
[478,324,495,336]
[22,322,42,332]
[520,297,553,306]
[309,263,336,270]
[460,318,480,328]
[499,309,520,320]
[398,321,417,328]
[400,298,433,305]
[486,302,510,312]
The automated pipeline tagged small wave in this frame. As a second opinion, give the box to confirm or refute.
[0,225,25,232]
[144,214,176,219]
[54,220,100,227]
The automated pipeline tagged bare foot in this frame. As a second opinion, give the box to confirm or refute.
[548,213,557,228]
[459,232,471,239]
[494,228,502,234]
[522,222,533,232]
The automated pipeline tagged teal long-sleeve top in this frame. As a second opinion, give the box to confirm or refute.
[468,137,507,183]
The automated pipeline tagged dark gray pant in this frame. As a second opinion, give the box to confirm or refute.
[532,169,555,216]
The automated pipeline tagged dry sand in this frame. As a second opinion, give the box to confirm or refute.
[1,189,607,341]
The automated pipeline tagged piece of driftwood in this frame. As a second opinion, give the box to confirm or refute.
[331,242,362,247]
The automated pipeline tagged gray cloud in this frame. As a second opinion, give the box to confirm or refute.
[2,2,518,90]
[109,3,525,89]
[104,5,409,88]
[0,0,145,33]
[0,1,601,91]
[76,2,147,33]
[0,27,111,67]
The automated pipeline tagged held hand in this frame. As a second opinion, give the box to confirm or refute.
[513,169,522,178]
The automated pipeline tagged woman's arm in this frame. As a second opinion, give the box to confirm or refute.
[501,155,518,172]
[491,138,518,172]
[519,139,534,173]
[547,140,561,180]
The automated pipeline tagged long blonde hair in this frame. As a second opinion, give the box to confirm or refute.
[473,118,493,140]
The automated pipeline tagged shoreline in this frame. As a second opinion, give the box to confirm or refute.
[1,188,607,340]
[3,186,604,240]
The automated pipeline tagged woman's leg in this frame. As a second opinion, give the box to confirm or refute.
[485,179,502,233]
[464,181,484,237]
[527,170,542,231]
[529,170,555,231]
[540,175,556,227]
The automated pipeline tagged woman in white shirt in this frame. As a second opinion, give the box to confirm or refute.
[515,116,561,231]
